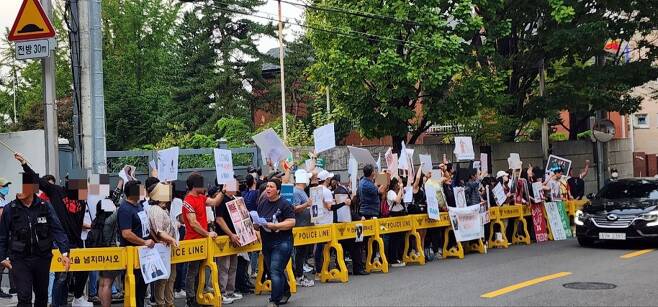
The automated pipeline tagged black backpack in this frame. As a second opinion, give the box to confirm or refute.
[88,200,117,248]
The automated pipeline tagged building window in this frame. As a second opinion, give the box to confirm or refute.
[634,114,649,128]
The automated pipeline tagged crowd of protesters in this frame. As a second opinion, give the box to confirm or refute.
[0,149,595,307]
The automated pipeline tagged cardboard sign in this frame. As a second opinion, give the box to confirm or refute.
[532,182,545,203]
[508,153,522,170]
[492,183,507,206]
[454,186,467,208]
[453,137,475,161]
[313,123,336,153]
[375,172,388,186]
[385,148,398,178]
[556,201,572,238]
[157,147,179,182]
[425,184,440,220]
[355,224,364,242]
[480,153,488,174]
[310,186,324,223]
[213,149,234,184]
[348,156,358,196]
[139,246,169,284]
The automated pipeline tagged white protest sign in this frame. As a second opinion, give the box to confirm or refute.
[448,205,482,242]
[149,160,157,172]
[419,154,432,173]
[473,161,481,170]
[453,136,475,161]
[348,156,358,195]
[532,182,545,203]
[313,123,336,153]
[157,147,179,182]
[545,155,572,177]
[399,142,410,170]
[213,149,234,184]
[425,184,440,220]
[454,186,467,208]
[384,148,398,178]
[492,183,507,206]
[310,186,324,223]
[481,186,490,224]
[225,197,257,246]
[376,153,381,173]
[155,243,171,277]
[118,165,136,183]
[139,246,169,284]
[347,146,377,165]
[480,153,488,174]
[403,186,413,203]
[508,153,522,170]
[545,202,567,240]
[252,129,292,164]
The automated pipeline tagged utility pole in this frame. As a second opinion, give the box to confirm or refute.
[277,0,287,143]
[539,59,549,162]
[326,86,330,115]
[42,0,59,180]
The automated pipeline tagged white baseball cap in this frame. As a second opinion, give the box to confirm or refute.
[317,170,334,182]
[496,171,509,179]
[295,170,309,185]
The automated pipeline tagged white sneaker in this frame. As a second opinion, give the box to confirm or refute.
[390,261,406,268]
[174,291,187,299]
[301,277,315,287]
[296,276,305,286]
[72,297,94,307]
[229,292,243,300]
[222,295,235,304]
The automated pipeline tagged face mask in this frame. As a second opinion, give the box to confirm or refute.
[611,172,619,178]
[0,187,8,197]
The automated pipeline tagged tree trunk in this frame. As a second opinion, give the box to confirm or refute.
[392,134,406,156]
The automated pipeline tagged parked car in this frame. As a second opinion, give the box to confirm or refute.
[575,178,658,246]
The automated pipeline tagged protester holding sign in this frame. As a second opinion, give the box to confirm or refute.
[255,179,296,307]
[213,179,244,305]
[146,183,178,307]
[385,177,406,267]
[291,170,315,288]
[358,165,382,219]
[181,172,223,307]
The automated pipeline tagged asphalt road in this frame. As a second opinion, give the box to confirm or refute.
[1,239,656,306]
[231,239,658,306]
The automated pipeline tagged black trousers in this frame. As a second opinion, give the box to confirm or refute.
[13,255,51,307]
[235,255,253,293]
[133,268,147,307]
[293,245,312,278]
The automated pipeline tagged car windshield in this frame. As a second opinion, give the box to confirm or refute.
[598,180,658,200]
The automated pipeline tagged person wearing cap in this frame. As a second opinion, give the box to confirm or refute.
[146,182,178,307]
[0,178,12,299]
[0,166,71,307]
[313,170,335,277]
[495,170,513,205]
[291,170,314,287]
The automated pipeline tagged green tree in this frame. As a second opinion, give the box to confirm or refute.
[169,0,275,135]
[102,0,181,149]
[307,0,484,153]
[467,0,658,140]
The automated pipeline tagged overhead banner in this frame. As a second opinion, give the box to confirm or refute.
[448,205,482,242]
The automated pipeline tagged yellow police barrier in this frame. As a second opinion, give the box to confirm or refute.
[365,219,388,273]
[52,247,134,307]
[488,207,508,249]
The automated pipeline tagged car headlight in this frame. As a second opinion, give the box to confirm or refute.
[574,210,589,226]
[640,210,658,226]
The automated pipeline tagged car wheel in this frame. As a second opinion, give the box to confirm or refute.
[577,236,595,247]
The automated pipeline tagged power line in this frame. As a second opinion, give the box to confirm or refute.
[212,3,428,49]
[279,0,436,28]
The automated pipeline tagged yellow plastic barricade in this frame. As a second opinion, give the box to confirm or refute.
[380,216,414,267]
[441,212,466,259]
[332,220,378,281]
[52,247,132,306]
[504,205,531,245]
[292,225,339,283]
[365,218,388,273]
[254,253,296,295]
[166,238,219,306]
[488,207,508,249]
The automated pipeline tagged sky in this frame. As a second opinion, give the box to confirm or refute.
[0,0,304,52]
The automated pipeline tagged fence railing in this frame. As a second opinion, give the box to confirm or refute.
[49,200,588,307]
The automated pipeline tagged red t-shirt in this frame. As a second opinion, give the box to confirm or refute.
[183,193,208,240]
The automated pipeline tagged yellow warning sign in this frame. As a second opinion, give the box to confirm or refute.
[8,0,56,41]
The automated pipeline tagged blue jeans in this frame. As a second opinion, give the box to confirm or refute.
[262,239,292,304]
[174,226,188,291]
[88,271,98,296]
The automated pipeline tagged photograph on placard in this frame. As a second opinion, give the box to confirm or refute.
[453,137,475,161]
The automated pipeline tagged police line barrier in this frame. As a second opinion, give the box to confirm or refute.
[49,199,589,306]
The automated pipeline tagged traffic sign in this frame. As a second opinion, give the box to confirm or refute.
[15,39,50,60]
[8,0,56,41]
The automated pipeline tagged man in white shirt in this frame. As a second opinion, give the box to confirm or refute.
[313,170,335,277]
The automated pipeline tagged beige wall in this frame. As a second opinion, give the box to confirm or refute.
[631,80,658,154]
